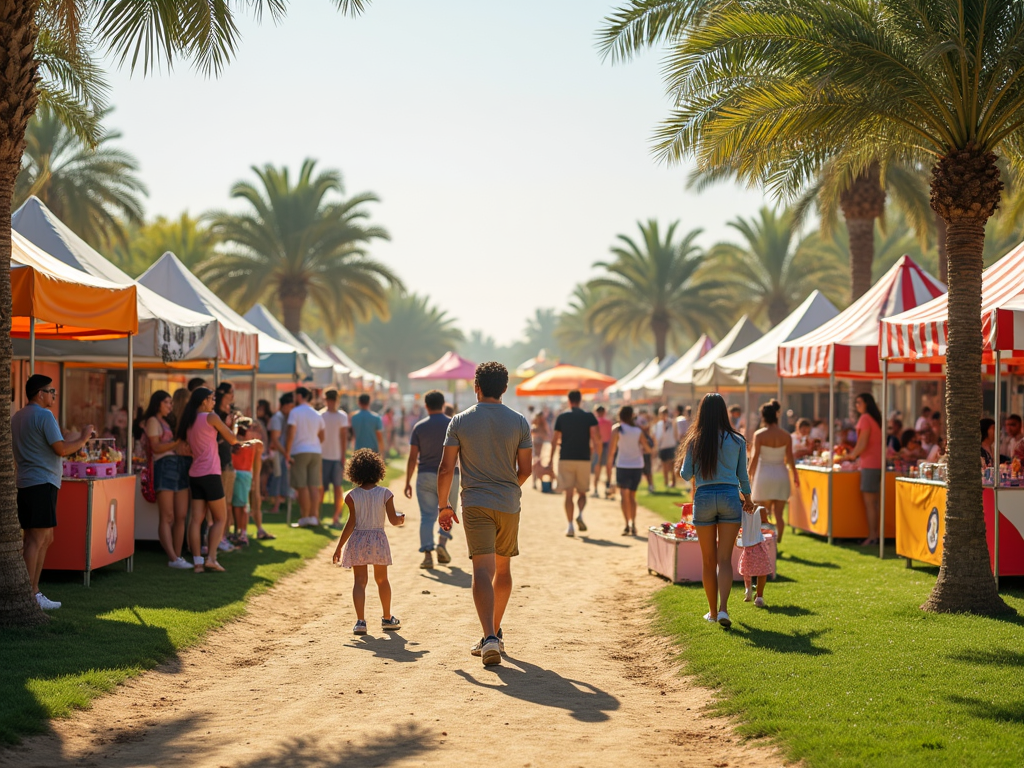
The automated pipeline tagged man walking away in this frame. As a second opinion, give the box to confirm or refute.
[320,389,350,530]
[404,390,460,569]
[13,374,94,610]
[552,390,600,537]
[676,405,691,442]
[351,393,385,455]
[437,362,532,666]
[591,405,612,499]
[267,393,294,514]
[285,387,325,528]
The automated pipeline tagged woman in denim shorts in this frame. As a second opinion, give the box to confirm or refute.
[679,393,753,628]
[143,390,192,569]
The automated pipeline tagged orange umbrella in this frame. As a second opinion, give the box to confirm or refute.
[515,364,616,397]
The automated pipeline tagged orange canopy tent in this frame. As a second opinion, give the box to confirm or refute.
[515,364,616,397]
[11,230,138,340]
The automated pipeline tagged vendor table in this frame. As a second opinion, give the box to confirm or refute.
[647,528,777,583]
[134,482,160,541]
[789,465,896,540]
[44,475,136,586]
[895,478,1024,575]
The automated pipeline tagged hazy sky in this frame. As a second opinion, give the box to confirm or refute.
[104,0,765,345]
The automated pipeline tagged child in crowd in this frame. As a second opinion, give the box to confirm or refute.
[739,504,773,608]
[333,449,405,635]
[229,418,258,546]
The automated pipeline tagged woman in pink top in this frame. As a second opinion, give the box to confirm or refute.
[846,392,884,547]
[176,387,258,573]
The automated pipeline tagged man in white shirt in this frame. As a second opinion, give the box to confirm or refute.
[675,405,691,442]
[285,387,325,527]
[319,388,350,530]
[654,406,679,488]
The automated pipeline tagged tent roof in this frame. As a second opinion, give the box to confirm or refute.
[607,359,649,395]
[515,364,616,396]
[779,256,945,379]
[695,291,839,388]
[644,335,715,396]
[296,331,351,386]
[667,316,763,389]
[881,240,1024,365]
[244,303,334,379]
[11,230,138,338]
[138,252,261,368]
[409,351,478,380]
[325,344,384,389]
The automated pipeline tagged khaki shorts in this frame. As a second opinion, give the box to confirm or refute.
[463,506,520,558]
[290,452,323,489]
[557,459,591,494]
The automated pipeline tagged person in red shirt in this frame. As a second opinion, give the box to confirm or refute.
[845,393,884,547]
[230,418,267,546]
[591,405,614,499]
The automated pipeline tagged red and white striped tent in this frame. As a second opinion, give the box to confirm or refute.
[778,255,946,380]
[880,240,1024,365]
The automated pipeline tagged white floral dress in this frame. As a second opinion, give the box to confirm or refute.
[341,486,394,567]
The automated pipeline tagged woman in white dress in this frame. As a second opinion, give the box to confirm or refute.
[747,400,799,546]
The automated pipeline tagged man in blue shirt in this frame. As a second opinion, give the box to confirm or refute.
[12,374,94,611]
[350,393,384,455]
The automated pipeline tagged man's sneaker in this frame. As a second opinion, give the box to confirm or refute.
[420,552,434,570]
[565,524,575,537]
[480,635,502,666]
[353,620,367,635]
[382,615,401,631]
[290,516,313,528]
[168,557,192,570]
[471,628,504,656]
[217,539,235,553]
[35,592,61,610]
[591,490,600,499]
[576,515,587,532]
[648,484,656,493]
[435,543,451,564]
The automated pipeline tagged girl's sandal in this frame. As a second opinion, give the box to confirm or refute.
[256,530,276,540]
[193,563,205,574]
[204,560,226,573]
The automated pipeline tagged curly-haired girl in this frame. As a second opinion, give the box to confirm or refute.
[332,448,405,634]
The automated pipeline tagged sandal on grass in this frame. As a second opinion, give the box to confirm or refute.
[204,560,226,572]
[256,530,276,540]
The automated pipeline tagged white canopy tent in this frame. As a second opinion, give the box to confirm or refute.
[644,334,714,399]
[623,355,677,400]
[326,344,385,391]
[607,359,650,396]
[297,331,352,388]
[662,316,763,400]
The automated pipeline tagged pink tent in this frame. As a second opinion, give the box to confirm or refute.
[408,351,478,380]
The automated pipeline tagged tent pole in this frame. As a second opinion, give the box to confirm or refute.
[214,358,220,389]
[828,370,836,546]
[879,361,888,559]
[744,380,751,440]
[778,376,785,430]
[994,350,1001,589]
[251,366,258,417]
[29,317,35,375]
[127,334,134,475]
[59,363,66,430]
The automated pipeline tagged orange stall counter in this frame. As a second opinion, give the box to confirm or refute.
[789,465,896,540]
[43,475,136,586]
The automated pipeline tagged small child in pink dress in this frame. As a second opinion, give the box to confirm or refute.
[332,449,405,635]
[739,505,773,607]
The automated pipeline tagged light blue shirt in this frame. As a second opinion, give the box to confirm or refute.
[351,408,383,452]
[680,432,751,494]
[11,403,64,489]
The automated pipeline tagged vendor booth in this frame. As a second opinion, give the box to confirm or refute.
[882,240,1024,581]
[10,231,141,582]
[778,256,945,548]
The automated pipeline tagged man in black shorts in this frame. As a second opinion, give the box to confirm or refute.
[12,374,94,610]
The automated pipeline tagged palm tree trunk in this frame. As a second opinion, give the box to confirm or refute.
[602,345,614,376]
[846,217,875,300]
[651,317,669,360]
[924,146,1008,615]
[935,213,948,284]
[0,0,48,627]
[280,295,305,336]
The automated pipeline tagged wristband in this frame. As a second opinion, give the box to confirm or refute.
[439,505,453,512]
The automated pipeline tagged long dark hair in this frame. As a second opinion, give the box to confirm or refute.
[176,387,213,441]
[857,392,883,427]
[143,390,171,424]
[760,398,781,426]
[679,393,743,480]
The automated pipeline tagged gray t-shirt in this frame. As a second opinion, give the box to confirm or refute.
[11,404,64,489]
[443,402,533,514]
[410,412,451,474]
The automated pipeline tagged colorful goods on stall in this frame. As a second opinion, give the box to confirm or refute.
[63,439,123,478]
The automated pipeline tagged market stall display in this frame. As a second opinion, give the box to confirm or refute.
[778,256,945,545]
[789,464,897,539]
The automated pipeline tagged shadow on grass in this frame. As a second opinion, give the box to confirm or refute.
[346,632,429,663]
[420,566,472,589]
[948,649,1024,667]
[729,624,832,656]
[947,695,1024,724]
[578,537,630,549]
[780,554,840,569]
[454,657,620,722]
[764,604,816,617]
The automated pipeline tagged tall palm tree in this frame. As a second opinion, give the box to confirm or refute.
[659,0,1018,615]
[707,206,848,325]
[112,212,219,277]
[523,308,560,357]
[0,1,369,627]
[351,291,464,384]
[555,284,617,374]
[14,106,146,250]
[202,159,398,335]
[589,220,726,360]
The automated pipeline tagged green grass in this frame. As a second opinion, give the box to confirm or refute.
[648,497,1024,767]
[0,463,405,744]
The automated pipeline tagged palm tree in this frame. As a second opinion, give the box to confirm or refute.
[351,291,465,384]
[0,2,370,626]
[523,308,560,357]
[111,212,217,277]
[707,206,848,325]
[14,106,146,250]
[555,284,618,374]
[659,0,1017,614]
[202,159,398,335]
[589,220,727,360]
[460,330,501,365]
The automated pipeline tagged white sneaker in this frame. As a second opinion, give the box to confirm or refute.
[717,610,732,628]
[217,539,235,553]
[754,597,766,608]
[744,587,753,602]
[480,635,502,666]
[168,557,192,569]
[703,612,717,623]
[36,592,61,610]
[565,524,575,537]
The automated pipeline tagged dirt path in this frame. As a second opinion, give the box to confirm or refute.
[3,479,783,768]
